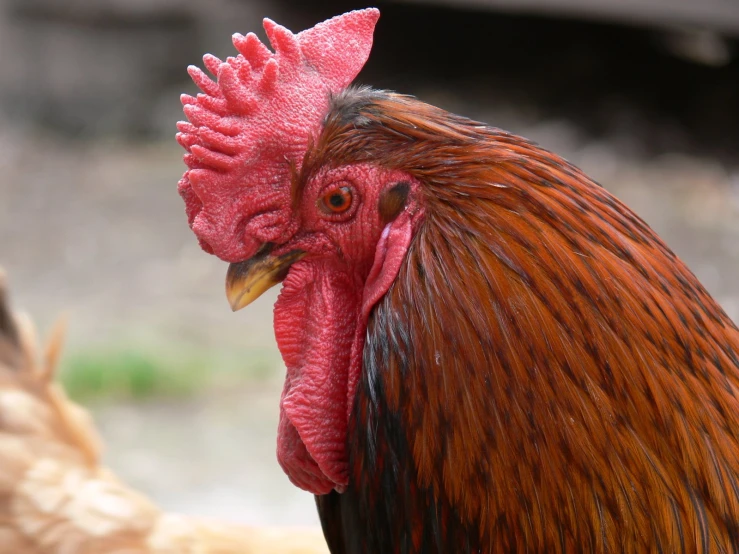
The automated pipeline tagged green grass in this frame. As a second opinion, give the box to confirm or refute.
[59,344,281,401]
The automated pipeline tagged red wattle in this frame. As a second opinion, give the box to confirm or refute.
[273,208,418,495]
[274,261,359,494]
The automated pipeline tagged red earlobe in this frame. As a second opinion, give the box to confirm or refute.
[343,211,414,424]
[361,211,413,321]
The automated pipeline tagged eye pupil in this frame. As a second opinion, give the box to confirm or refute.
[329,194,345,208]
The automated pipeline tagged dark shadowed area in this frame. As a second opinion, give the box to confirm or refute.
[1,0,737,526]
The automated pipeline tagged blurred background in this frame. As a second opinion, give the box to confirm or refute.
[0,0,738,528]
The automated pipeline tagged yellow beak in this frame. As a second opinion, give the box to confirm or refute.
[226,246,306,312]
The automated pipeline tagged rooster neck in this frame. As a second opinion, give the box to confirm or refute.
[313,88,739,553]
[339,187,739,551]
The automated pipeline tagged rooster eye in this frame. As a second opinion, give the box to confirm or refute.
[319,186,353,215]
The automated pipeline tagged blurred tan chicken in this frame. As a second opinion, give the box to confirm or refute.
[0,270,329,554]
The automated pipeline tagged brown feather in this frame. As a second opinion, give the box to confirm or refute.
[313,89,739,552]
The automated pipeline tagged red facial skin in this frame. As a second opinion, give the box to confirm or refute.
[270,163,423,494]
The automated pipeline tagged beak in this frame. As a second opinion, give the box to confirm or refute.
[226,244,306,312]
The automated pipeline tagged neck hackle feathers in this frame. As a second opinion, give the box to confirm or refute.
[176,8,380,262]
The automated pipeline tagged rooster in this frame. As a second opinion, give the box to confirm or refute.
[0,270,329,554]
[176,8,739,553]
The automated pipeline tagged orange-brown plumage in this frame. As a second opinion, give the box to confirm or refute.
[305,90,739,552]
[174,11,739,547]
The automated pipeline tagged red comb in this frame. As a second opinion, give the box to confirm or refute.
[177,8,380,261]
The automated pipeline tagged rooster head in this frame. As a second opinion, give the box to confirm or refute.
[177,8,425,494]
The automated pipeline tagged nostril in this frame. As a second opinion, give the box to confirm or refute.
[256,242,276,257]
